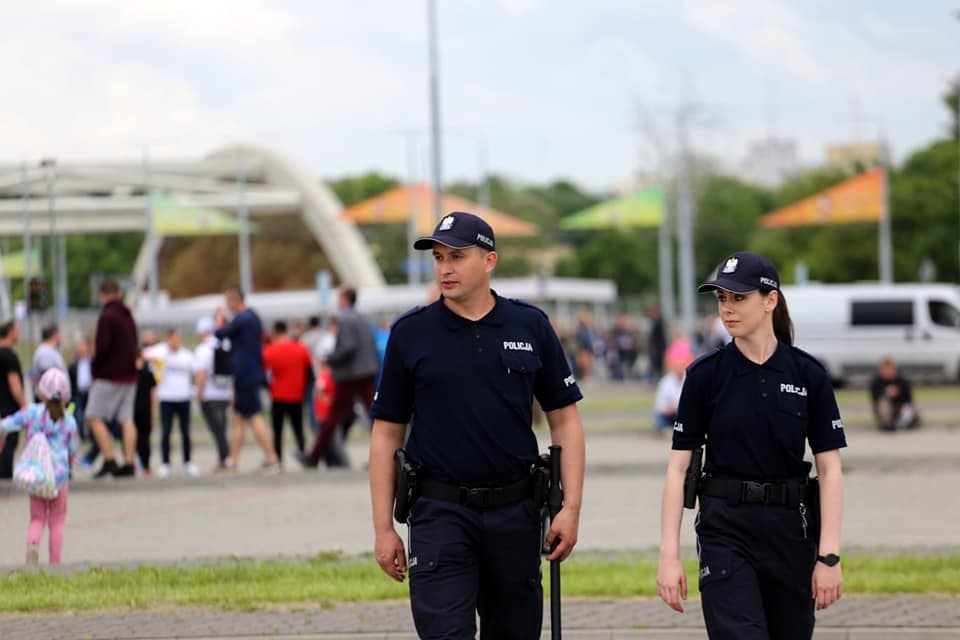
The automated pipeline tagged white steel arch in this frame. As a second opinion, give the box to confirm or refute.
[0,144,386,302]
[206,144,384,290]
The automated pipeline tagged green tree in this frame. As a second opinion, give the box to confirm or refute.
[890,139,960,282]
[328,172,400,207]
[554,229,659,295]
[694,175,770,278]
[943,78,959,142]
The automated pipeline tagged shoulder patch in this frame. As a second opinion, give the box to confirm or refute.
[506,297,549,319]
[686,347,721,373]
[792,346,827,372]
[390,304,427,330]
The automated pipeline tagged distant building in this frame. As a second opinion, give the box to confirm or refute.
[824,141,888,172]
[738,137,799,188]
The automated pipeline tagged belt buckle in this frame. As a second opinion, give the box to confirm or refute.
[462,487,493,508]
[740,481,766,503]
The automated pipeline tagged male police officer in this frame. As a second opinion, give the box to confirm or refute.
[369,211,586,639]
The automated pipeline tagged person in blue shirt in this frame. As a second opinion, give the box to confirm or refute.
[214,285,280,474]
[369,211,586,640]
[657,252,847,640]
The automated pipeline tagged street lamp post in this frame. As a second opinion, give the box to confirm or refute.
[39,157,59,323]
[427,0,444,224]
[675,110,697,342]
[20,159,32,312]
[236,148,253,296]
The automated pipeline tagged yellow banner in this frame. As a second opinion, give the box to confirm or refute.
[760,168,885,228]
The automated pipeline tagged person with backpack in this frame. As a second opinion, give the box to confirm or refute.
[0,368,78,565]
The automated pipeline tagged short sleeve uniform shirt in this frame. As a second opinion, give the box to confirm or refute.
[371,293,582,486]
[672,340,846,480]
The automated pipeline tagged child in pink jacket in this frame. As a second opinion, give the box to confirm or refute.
[0,368,78,564]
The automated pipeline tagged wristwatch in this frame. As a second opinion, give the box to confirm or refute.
[817,553,841,567]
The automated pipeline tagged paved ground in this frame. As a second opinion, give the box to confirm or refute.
[0,384,958,638]
[1,594,959,639]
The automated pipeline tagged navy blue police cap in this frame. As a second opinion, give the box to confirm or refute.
[413,211,496,251]
[698,251,780,294]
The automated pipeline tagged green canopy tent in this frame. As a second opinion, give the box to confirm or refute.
[559,186,665,230]
[0,249,42,279]
[150,193,248,235]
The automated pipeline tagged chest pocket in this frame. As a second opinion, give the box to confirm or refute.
[501,351,542,376]
[776,391,808,420]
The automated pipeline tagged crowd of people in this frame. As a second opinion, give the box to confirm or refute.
[0,279,389,488]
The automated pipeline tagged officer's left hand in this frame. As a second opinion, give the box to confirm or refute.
[812,562,843,610]
[375,529,408,582]
[545,506,579,562]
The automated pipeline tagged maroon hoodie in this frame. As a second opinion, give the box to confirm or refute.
[91,299,139,382]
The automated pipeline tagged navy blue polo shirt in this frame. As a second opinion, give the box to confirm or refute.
[672,340,846,480]
[371,291,583,485]
[214,308,264,385]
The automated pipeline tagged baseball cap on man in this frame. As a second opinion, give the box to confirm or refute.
[698,251,780,294]
[413,211,496,251]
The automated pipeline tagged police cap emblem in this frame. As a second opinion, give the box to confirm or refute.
[721,257,738,274]
[438,215,455,231]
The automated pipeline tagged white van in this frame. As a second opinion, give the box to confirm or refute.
[782,283,960,385]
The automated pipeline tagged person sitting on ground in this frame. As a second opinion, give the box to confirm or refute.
[869,357,919,432]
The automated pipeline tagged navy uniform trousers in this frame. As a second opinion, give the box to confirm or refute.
[696,496,818,640]
[407,496,542,640]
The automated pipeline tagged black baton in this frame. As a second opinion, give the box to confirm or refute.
[547,444,563,640]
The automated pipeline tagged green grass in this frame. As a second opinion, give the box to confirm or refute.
[575,385,960,432]
[555,553,960,598]
[1,552,957,613]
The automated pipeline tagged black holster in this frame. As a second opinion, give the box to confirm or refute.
[393,448,419,523]
[683,447,703,509]
[532,453,551,507]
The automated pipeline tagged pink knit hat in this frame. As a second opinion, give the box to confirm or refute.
[37,368,71,403]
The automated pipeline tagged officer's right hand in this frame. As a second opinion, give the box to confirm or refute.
[656,556,687,613]
[375,529,407,582]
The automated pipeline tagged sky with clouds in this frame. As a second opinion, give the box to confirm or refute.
[1,0,957,191]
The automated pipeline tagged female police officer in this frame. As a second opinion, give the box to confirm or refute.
[368,211,586,639]
[656,251,846,640]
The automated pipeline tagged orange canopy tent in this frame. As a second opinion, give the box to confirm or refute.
[759,168,885,228]
[340,183,538,238]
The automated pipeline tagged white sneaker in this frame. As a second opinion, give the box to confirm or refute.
[184,462,200,477]
[256,461,282,476]
[157,463,171,479]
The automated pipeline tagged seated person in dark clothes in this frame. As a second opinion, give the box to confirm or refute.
[869,357,919,431]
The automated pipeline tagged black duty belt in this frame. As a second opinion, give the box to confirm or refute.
[418,476,533,509]
[700,476,810,505]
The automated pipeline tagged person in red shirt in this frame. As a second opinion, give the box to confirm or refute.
[262,321,313,464]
